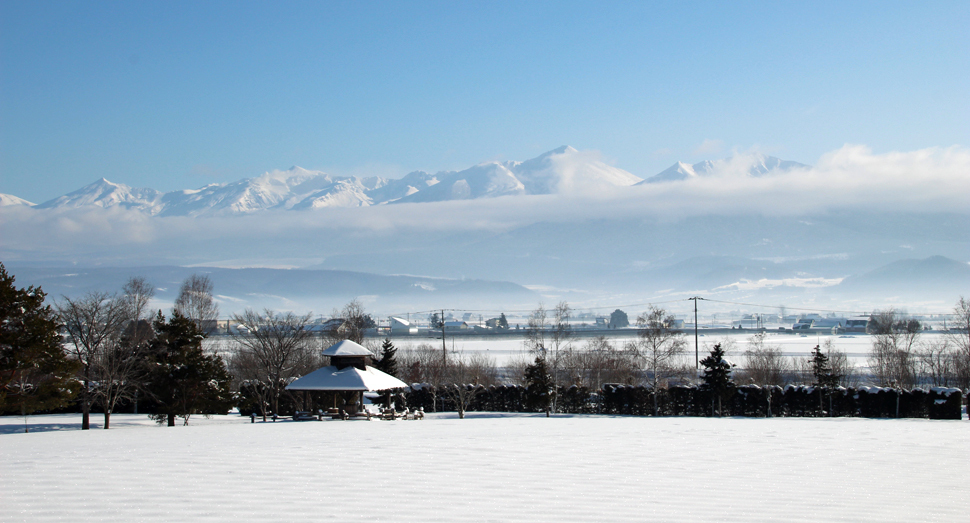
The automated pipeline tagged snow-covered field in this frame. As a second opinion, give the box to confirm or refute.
[3,412,967,522]
[387,331,911,367]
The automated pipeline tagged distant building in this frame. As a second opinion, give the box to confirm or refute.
[444,320,468,331]
[845,317,869,333]
[390,317,417,334]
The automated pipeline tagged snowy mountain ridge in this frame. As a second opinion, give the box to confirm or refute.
[639,154,809,184]
[0,193,36,206]
[18,147,809,216]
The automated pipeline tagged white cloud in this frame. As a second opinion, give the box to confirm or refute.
[692,138,724,156]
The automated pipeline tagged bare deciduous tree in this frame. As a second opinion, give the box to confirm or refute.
[547,301,572,412]
[174,274,219,334]
[947,297,970,389]
[563,336,639,390]
[57,292,126,430]
[94,277,156,429]
[397,343,449,411]
[867,309,920,388]
[737,332,789,387]
[524,303,547,355]
[230,308,318,420]
[324,299,374,346]
[634,306,686,415]
[441,351,498,419]
[914,339,956,387]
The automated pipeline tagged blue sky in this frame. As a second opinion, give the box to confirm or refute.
[2,1,968,203]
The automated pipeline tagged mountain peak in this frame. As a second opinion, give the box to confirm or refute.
[640,154,810,184]
[0,193,36,207]
[537,145,577,158]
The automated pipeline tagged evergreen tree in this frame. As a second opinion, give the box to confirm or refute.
[375,338,399,378]
[810,345,840,387]
[146,311,233,426]
[524,356,555,416]
[498,313,509,330]
[809,344,841,416]
[0,264,80,431]
[700,343,735,417]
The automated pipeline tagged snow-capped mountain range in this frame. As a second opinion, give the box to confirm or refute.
[1,147,807,216]
[638,156,808,184]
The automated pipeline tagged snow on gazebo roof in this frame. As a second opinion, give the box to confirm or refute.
[285,365,407,392]
[321,339,374,357]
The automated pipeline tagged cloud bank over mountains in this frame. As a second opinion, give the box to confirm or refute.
[5,144,968,219]
[2,144,968,311]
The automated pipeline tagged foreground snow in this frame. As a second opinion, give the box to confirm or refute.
[2,413,967,522]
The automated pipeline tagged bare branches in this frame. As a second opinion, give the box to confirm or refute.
[441,351,497,419]
[737,332,789,387]
[562,336,640,390]
[173,274,218,334]
[57,291,126,430]
[524,303,546,355]
[229,308,318,420]
[635,306,687,415]
[947,297,970,389]
[867,309,920,388]
[323,299,374,346]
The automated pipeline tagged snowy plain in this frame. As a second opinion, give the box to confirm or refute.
[2,412,967,522]
[378,331,915,367]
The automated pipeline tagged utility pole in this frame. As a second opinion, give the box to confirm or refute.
[441,309,447,367]
[689,297,702,369]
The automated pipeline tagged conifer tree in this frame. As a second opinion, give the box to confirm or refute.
[375,338,399,378]
[0,264,80,431]
[700,343,735,417]
[146,311,233,426]
[809,344,841,416]
[524,356,555,416]
[810,345,840,387]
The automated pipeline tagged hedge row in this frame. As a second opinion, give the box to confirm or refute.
[405,383,964,420]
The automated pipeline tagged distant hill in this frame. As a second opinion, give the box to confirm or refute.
[7,265,537,315]
[836,256,970,299]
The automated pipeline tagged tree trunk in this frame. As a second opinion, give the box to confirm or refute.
[167,413,176,427]
[81,380,91,430]
[104,411,111,429]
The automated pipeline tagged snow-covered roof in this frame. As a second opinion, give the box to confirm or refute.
[321,339,374,357]
[285,365,407,391]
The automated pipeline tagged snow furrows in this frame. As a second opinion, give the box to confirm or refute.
[2,413,967,522]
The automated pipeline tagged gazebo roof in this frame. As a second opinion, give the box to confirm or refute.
[322,339,374,357]
[285,365,407,392]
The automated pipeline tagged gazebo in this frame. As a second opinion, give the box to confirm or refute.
[286,340,407,418]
